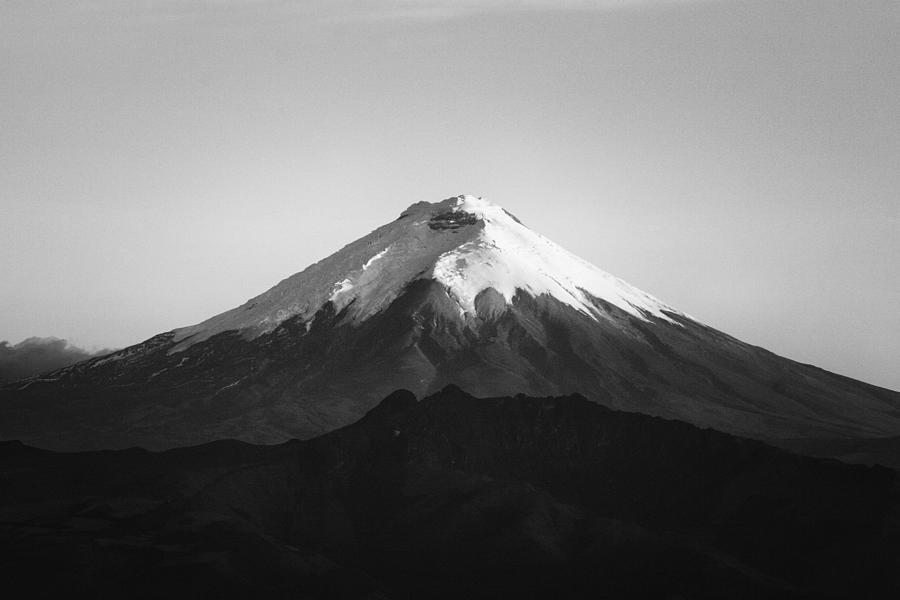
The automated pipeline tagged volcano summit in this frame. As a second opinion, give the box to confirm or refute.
[2,195,899,451]
[171,195,680,351]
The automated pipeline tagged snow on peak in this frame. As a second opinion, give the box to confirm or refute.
[170,195,681,351]
[428,196,680,324]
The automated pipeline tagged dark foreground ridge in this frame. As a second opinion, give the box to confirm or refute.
[2,387,899,599]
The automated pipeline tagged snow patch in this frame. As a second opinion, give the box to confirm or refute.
[328,246,391,304]
[213,377,247,397]
[92,348,134,367]
[16,377,60,390]
[363,247,390,270]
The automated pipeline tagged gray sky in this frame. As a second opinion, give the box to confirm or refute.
[2,0,898,390]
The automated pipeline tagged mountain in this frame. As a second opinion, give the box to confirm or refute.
[2,195,899,451]
[3,387,899,599]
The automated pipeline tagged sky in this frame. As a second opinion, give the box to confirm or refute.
[1,0,898,390]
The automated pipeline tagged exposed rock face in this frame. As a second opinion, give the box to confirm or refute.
[427,209,480,230]
[473,287,507,320]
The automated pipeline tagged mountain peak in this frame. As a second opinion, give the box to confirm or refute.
[400,195,523,225]
[170,194,681,351]
[400,194,490,220]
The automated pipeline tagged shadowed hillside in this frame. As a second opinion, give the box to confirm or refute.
[2,387,899,598]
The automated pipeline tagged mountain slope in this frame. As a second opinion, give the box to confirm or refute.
[170,195,680,352]
[2,195,899,451]
[3,387,899,599]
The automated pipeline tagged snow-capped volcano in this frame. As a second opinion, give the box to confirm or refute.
[172,195,679,351]
[3,194,900,452]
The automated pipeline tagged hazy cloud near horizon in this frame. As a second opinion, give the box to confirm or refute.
[0,338,113,384]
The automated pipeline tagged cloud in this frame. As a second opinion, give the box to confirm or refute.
[0,337,114,384]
